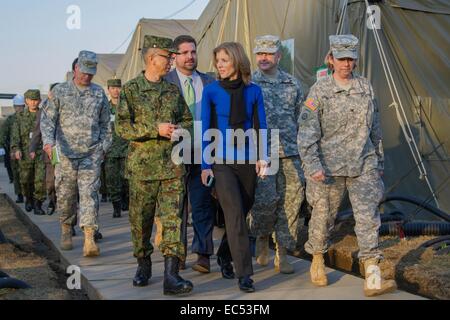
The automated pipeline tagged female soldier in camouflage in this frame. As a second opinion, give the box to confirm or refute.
[298,35,397,297]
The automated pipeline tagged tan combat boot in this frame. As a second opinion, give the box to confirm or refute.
[310,253,328,286]
[363,258,397,297]
[274,243,294,274]
[60,224,73,251]
[255,236,269,266]
[83,226,100,257]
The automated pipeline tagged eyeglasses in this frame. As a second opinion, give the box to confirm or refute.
[154,53,175,61]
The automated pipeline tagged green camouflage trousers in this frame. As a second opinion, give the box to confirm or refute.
[105,157,128,203]
[129,177,185,259]
[18,158,46,201]
[11,159,22,196]
[55,151,102,230]
[248,156,305,251]
[304,169,384,260]
[100,161,108,196]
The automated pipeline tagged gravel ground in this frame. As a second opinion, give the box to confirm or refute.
[0,195,88,300]
[291,217,450,299]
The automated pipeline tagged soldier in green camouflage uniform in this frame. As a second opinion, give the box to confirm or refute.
[298,35,396,296]
[41,51,111,258]
[10,90,46,215]
[105,78,129,218]
[1,95,25,203]
[248,35,305,274]
[115,35,193,295]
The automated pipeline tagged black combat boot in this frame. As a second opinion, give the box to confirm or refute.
[112,201,122,218]
[33,199,45,215]
[101,194,108,202]
[163,256,193,296]
[94,230,103,242]
[25,198,34,212]
[16,194,24,203]
[133,256,152,287]
[47,199,56,215]
[121,196,129,211]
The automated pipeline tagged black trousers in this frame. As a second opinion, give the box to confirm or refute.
[213,163,256,278]
[4,153,13,182]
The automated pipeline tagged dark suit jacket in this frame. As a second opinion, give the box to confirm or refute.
[164,69,215,96]
[164,69,215,255]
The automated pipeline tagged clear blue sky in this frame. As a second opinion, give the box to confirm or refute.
[0,0,209,104]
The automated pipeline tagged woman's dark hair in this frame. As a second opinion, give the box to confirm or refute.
[72,58,78,72]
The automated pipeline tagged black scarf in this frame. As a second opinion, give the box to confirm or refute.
[219,77,246,130]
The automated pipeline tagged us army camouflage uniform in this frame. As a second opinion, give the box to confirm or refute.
[40,80,111,230]
[115,72,192,259]
[1,113,23,196]
[248,69,306,251]
[10,109,46,202]
[298,74,384,261]
[105,100,129,203]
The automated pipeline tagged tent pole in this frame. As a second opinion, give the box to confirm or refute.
[363,0,439,207]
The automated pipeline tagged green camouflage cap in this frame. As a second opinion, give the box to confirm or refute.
[107,79,122,87]
[78,50,98,75]
[329,34,359,59]
[142,35,178,53]
[24,89,41,100]
[253,35,281,54]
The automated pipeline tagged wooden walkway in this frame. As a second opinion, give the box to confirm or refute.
[0,166,425,300]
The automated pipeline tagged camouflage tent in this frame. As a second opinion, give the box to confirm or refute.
[192,0,450,215]
[115,18,196,84]
[93,54,124,89]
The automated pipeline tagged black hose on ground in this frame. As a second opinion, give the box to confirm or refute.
[0,228,7,244]
[379,222,450,236]
[0,269,31,289]
[419,235,450,248]
[0,277,31,289]
[0,270,10,278]
[381,195,450,222]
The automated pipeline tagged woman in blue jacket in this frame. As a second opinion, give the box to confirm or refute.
[201,42,269,293]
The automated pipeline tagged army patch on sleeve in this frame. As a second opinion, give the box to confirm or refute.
[304,98,318,112]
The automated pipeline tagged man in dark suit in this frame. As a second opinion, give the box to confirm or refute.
[165,35,215,273]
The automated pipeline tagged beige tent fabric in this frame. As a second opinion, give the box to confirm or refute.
[346,1,450,213]
[193,0,342,85]
[93,54,124,89]
[115,18,196,84]
[192,0,450,214]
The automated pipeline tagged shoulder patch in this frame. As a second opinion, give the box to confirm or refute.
[304,98,318,112]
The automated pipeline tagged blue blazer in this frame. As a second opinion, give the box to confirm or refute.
[201,81,268,170]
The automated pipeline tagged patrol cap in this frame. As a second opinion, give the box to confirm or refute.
[142,35,178,53]
[12,94,25,106]
[329,34,359,60]
[24,89,41,100]
[253,35,281,54]
[107,79,122,87]
[78,50,98,75]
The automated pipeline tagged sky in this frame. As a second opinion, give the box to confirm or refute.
[0,0,210,104]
